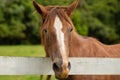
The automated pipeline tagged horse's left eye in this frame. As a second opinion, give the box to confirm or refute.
[68,27,73,32]
[70,28,73,32]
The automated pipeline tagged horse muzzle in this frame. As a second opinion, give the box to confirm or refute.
[52,59,71,79]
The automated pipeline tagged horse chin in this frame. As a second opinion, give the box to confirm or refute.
[55,72,69,80]
[55,75,68,80]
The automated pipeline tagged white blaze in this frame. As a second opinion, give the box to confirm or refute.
[54,16,66,58]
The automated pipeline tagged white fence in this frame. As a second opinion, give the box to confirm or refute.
[0,56,120,75]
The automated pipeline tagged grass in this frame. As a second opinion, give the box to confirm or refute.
[0,45,56,80]
[0,45,45,57]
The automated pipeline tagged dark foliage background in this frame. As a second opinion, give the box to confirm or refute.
[0,0,120,45]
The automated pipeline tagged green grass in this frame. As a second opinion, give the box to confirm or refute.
[0,45,45,57]
[0,45,56,80]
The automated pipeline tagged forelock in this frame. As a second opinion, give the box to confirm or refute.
[42,7,74,30]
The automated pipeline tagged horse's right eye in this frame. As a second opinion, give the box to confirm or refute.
[42,29,48,34]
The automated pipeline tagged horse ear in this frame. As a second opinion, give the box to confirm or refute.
[66,0,79,16]
[33,1,48,18]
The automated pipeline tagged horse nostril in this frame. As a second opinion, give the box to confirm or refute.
[53,62,61,72]
[53,61,71,72]
[68,61,71,70]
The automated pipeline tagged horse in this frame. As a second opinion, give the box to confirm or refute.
[33,0,120,80]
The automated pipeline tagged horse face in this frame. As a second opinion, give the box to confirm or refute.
[33,0,78,79]
[41,14,72,79]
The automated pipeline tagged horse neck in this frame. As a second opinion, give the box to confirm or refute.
[70,32,83,46]
[69,31,109,57]
[69,31,86,57]
[69,31,120,57]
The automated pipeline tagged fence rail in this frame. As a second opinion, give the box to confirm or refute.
[0,56,120,75]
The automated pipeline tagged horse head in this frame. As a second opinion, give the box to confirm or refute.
[33,0,78,79]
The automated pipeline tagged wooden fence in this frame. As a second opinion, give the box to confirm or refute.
[0,56,120,75]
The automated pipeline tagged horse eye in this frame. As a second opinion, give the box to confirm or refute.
[43,29,47,33]
[69,27,73,32]
[70,28,73,32]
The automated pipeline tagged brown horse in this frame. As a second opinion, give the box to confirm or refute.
[33,0,120,80]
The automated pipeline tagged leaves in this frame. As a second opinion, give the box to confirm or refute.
[0,0,120,44]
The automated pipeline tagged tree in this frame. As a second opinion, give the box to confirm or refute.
[77,0,120,44]
[0,0,40,44]
[0,0,120,45]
